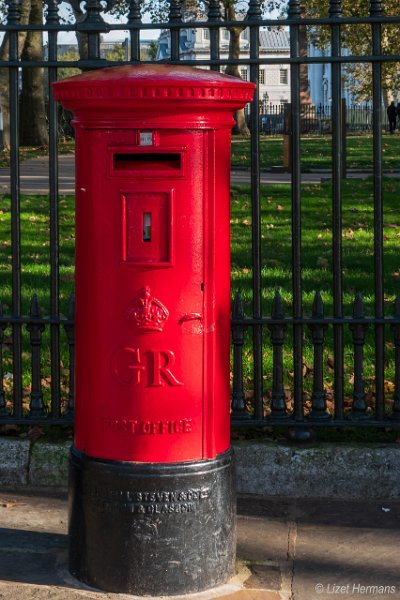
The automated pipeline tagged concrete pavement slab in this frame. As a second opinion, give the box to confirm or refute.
[234,442,400,498]
[0,491,399,600]
[291,499,400,600]
[0,439,30,486]
[29,441,71,488]
[3,439,400,500]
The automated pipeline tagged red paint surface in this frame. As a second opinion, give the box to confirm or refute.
[52,65,254,463]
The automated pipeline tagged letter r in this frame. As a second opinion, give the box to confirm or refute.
[149,350,184,387]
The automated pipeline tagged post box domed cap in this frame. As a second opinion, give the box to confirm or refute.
[52,63,255,105]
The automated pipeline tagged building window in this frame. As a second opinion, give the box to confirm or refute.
[223,29,230,40]
[240,68,248,81]
[259,69,265,85]
[203,29,210,40]
[280,69,288,85]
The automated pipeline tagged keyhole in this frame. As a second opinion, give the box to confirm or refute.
[143,212,152,242]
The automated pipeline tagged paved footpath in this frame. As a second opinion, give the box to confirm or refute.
[0,155,396,195]
[0,491,399,600]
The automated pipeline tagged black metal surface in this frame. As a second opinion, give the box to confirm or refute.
[249,0,263,421]
[68,447,236,595]
[371,0,385,421]
[330,0,345,420]
[288,0,304,423]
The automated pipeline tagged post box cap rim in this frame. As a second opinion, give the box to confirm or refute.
[53,63,256,89]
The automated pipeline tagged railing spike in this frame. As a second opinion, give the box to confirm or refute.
[231,291,249,419]
[271,290,284,320]
[68,292,75,321]
[29,294,41,319]
[353,292,365,319]
[268,292,288,419]
[308,291,329,420]
[26,297,46,418]
[0,301,9,417]
[29,294,42,319]
[233,291,245,320]
[312,291,324,319]
[390,295,400,420]
[349,293,369,419]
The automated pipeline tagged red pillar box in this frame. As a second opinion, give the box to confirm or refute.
[53,65,254,596]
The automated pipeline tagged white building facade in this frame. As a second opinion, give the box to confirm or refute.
[157,26,291,106]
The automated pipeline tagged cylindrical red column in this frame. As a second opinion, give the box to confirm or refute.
[53,65,254,596]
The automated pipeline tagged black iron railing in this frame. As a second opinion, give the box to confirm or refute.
[0,0,399,433]
[256,103,391,134]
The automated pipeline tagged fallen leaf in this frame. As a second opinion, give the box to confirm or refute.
[384,380,395,393]
[26,426,45,441]
[1,500,16,509]
[317,257,329,268]
[0,424,20,436]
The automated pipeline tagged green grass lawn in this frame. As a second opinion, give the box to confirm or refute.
[231,133,400,171]
[1,175,399,414]
[0,193,74,409]
[0,194,75,315]
[230,177,400,404]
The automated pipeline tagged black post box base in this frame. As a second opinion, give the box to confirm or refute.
[68,446,236,596]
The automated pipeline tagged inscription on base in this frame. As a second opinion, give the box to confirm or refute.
[84,483,210,515]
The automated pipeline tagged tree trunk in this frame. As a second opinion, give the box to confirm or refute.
[20,0,48,146]
[225,23,250,136]
[299,5,312,105]
[0,0,30,150]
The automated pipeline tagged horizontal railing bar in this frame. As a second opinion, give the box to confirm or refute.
[0,416,74,425]
[231,418,400,428]
[232,317,400,326]
[0,317,73,326]
[2,14,400,32]
[4,55,400,69]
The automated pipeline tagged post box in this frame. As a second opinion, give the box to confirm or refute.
[53,65,254,596]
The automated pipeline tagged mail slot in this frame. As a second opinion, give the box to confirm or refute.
[113,152,182,172]
[53,64,254,596]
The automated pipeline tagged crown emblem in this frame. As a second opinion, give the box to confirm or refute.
[128,287,169,332]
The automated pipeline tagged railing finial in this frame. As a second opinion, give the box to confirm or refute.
[6,0,20,24]
[46,0,60,24]
[288,0,301,18]
[169,0,183,22]
[369,0,383,16]
[247,0,262,21]
[329,0,342,18]
[208,0,222,21]
[128,0,142,23]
